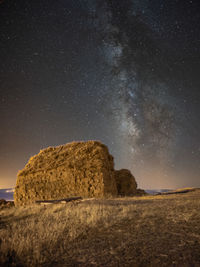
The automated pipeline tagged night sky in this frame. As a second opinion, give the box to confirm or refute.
[1,0,200,189]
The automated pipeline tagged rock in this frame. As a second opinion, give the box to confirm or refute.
[114,169,137,196]
[14,141,118,206]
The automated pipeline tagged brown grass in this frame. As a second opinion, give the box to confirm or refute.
[1,190,200,266]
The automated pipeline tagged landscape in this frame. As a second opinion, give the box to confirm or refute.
[1,188,200,266]
[1,1,200,266]
[1,141,200,266]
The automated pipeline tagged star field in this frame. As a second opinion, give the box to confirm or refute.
[0,0,200,189]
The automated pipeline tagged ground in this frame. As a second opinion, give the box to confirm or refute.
[1,189,200,266]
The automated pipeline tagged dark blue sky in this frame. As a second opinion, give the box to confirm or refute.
[0,0,200,189]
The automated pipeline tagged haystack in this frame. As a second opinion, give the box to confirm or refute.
[136,188,147,196]
[14,141,117,206]
[114,169,137,196]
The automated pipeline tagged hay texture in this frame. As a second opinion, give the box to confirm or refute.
[136,189,147,196]
[14,141,117,206]
[114,169,137,196]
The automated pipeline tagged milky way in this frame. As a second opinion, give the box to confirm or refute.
[0,0,200,189]
[94,0,200,188]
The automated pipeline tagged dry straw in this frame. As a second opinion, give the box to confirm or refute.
[14,141,140,206]
[14,141,118,205]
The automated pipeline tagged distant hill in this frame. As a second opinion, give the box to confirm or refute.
[0,188,14,201]
[156,187,198,195]
[145,189,172,195]
[146,188,199,195]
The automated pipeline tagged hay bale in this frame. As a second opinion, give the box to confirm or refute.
[14,141,117,206]
[114,169,137,196]
[136,189,147,196]
[0,199,14,209]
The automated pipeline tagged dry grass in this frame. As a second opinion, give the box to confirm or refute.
[1,190,200,266]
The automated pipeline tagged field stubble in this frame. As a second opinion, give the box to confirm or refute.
[1,190,200,266]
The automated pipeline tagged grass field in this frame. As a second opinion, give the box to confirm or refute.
[1,189,200,266]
